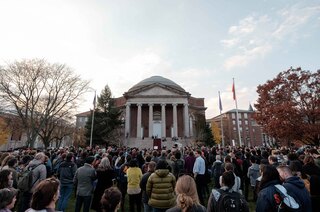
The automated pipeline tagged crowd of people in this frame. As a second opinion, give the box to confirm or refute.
[0,144,319,212]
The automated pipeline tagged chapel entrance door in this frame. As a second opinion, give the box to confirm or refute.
[153,121,162,138]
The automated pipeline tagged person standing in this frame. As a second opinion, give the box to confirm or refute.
[277,165,312,212]
[256,165,283,212]
[184,151,196,176]
[74,156,97,212]
[127,159,142,212]
[247,156,260,201]
[167,175,206,212]
[19,153,47,212]
[100,187,122,212]
[193,150,206,205]
[57,152,77,212]
[207,171,249,212]
[146,160,176,212]
[91,157,116,212]
[140,161,156,212]
[26,177,60,212]
[211,155,223,189]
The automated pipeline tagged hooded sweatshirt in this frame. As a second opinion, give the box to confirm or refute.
[283,176,312,212]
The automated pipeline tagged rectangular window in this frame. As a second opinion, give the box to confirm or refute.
[231,113,235,119]
[244,113,248,119]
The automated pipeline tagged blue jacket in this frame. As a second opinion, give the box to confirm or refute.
[256,179,281,212]
[283,176,312,212]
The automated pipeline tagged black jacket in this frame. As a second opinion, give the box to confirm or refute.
[58,161,77,185]
[256,179,281,212]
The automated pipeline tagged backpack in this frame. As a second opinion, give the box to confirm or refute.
[212,161,223,178]
[17,164,41,192]
[216,189,249,212]
[273,184,301,212]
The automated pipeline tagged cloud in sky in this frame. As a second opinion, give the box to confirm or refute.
[272,5,320,39]
[0,0,319,118]
[221,3,320,70]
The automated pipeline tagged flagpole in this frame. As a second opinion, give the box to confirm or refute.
[233,78,242,146]
[218,91,225,147]
[90,91,96,148]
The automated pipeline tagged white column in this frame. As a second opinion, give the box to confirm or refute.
[125,103,130,137]
[161,103,166,138]
[173,103,178,137]
[189,116,193,137]
[148,103,153,137]
[184,103,189,137]
[137,103,142,138]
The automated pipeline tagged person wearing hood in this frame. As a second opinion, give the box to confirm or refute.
[247,156,260,201]
[28,153,47,192]
[146,160,176,212]
[277,165,312,212]
[19,153,47,212]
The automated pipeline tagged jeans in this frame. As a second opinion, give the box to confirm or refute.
[75,195,92,212]
[143,203,152,212]
[57,184,73,211]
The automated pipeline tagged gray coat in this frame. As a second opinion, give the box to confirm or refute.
[28,159,47,193]
[73,163,96,196]
[247,163,260,187]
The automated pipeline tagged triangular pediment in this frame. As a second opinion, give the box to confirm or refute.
[124,83,189,97]
[138,86,179,96]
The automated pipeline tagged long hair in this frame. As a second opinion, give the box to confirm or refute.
[0,169,11,189]
[175,175,200,211]
[1,155,15,168]
[0,153,9,167]
[30,177,60,210]
[303,155,315,165]
[259,165,280,190]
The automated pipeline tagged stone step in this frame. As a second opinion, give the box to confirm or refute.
[124,137,193,149]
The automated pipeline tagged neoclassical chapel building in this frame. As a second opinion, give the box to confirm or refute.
[113,76,206,148]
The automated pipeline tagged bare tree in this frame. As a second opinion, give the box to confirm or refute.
[0,59,90,148]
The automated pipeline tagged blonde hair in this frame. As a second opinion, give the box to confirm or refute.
[98,158,111,171]
[175,175,199,211]
[34,153,45,161]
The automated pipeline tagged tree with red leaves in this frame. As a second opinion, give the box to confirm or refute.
[255,67,320,146]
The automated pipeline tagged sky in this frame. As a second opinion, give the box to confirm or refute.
[0,0,319,118]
